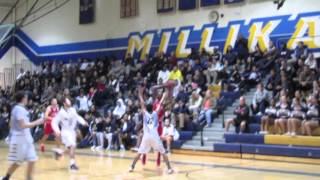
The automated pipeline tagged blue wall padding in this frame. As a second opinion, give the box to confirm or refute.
[224,134,265,144]
[172,140,183,149]
[241,144,320,158]
[213,143,241,153]
[179,131,193,141]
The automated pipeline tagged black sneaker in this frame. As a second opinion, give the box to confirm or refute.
[54,151,63,160]
[70,164,79,171]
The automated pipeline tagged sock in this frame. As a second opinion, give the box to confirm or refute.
[142,154,146,165]
[70,159,76,166]
[156,152,161,167]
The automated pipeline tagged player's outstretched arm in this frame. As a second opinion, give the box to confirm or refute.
[155,91,167,113]
[52,112,62,135]
[18,118,44,129]
[138,86,146,112]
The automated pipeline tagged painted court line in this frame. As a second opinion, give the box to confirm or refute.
[73,151,320,177]
[1,145,320,177]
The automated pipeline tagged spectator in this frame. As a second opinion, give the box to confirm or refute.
[157,65,170,85]
[234,34,249,62]
[76,89,90,113]
[274,95,291,134]
[299,66,316,94]
[205,59,224,85]
[223,45,237,65]
[116,113,135,150]
[225,96,250,133]
[266,69,280,96]
[94,116,106,151]
[198,90,215,127]
[305,53,317,70]
[302,96,320,136]
[104,112,116,150]
[0,105,10,139]
[287,99,305,136]
[113,98,127,120]
[173,100,189,130]
[251,83,269,115]
[260,99,277,134]
[161,119,179,153]
[188,90,203,114]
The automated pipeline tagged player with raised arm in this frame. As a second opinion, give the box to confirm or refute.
[1,91,44,180]
[129,87,173,174]
[51,97,88,171]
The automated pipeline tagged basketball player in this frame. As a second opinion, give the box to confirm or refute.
[142,92,165,166]
[51,97,88,171]
[1,91,44,180]
[129,87,173,174]
[39,98,60,152]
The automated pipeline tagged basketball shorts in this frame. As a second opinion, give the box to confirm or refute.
[8,136,37,164]
[138,135,165,154]
[61,130,76,147]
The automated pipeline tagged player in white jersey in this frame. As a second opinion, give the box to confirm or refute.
[129,87,173,174]
[51,97,88,171]
[1,91,44,180]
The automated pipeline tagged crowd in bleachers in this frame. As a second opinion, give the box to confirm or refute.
[0,34,320,152]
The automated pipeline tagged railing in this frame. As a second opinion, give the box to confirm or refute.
[0,59,41,88]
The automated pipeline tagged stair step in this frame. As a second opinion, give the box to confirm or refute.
[193,136,224,142]
[181,144,213,151]
[183,140,215,147]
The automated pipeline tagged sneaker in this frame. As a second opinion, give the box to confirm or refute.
[2,176,9,180]
[130,147,138,152]
[259,131,266,134]
[96,146,103,151]
[106,146,111,151]
[291,132,296,137]
[52,148,63,160]
[120,145,125,151]
[285,132,291,136]
[90,146,96,151]
[167,168,174,174]
[70,164,79,171]
[40,144,45,152]
[128,166,134,173]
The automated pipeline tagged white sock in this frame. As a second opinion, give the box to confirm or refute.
[70,159,76,166]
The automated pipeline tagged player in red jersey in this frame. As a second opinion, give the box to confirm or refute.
[39,98,60,152]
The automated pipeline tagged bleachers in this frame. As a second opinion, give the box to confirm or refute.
[173,131,193,149]
[214,116,320,159]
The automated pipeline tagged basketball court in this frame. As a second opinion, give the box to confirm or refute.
[1,143,319,180]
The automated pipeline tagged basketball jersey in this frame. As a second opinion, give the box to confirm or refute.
[53,107,85,132]
[47,106,59,122]
[10,104,33,143]
[143,111,159,136]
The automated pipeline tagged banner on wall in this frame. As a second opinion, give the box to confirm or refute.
[224,0,244,4]
[201,0,220,7]
[0,11,320,63]
[79,0,95,24]
[179,0,197,10]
